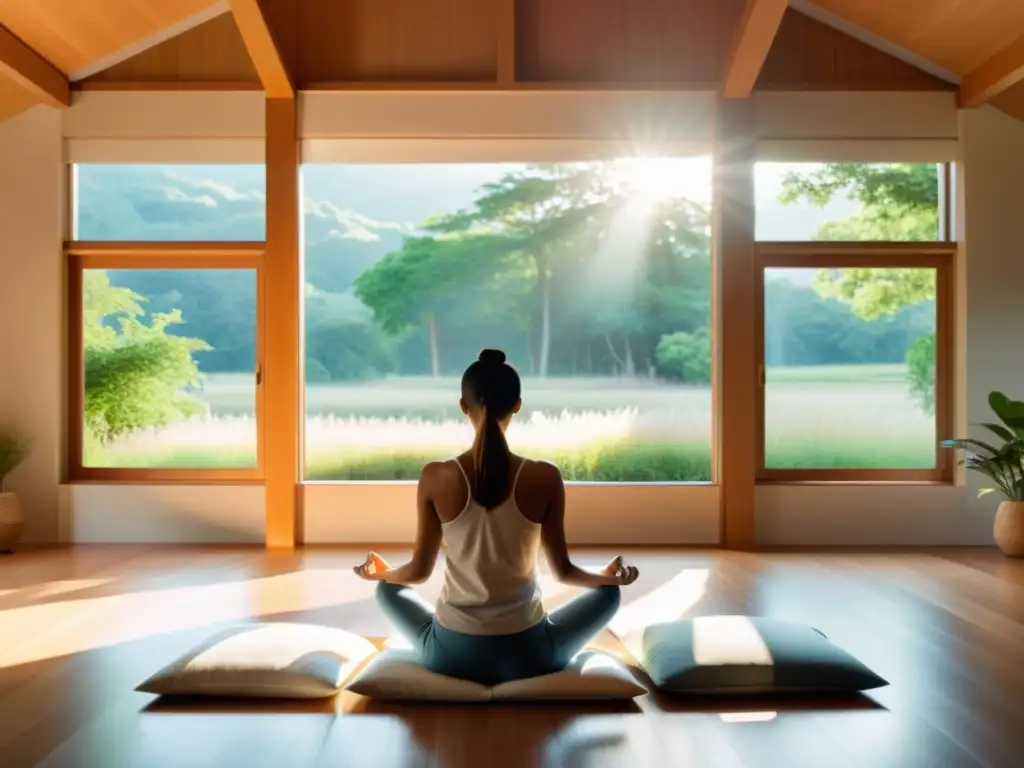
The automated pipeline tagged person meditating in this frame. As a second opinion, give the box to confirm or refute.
[353,349,639,686]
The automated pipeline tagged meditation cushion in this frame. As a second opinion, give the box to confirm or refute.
[345,649,647,702]
[137,623,377,699]
[639,615,887,694]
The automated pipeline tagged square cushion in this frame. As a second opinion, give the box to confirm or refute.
[344,649,647,702]
[137,623,377,699]
[641,616,887,694]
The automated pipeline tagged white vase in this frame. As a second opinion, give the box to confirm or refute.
[994,501,1024,557]
[0,491,24,552]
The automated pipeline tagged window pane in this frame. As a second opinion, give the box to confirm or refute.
[302,159,714,482]
[755,163,942,242]
[763,267,937,469]
[74,165,266,241]
[81,269,257,469]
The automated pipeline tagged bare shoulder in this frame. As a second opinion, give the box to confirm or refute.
[419,460,458,487]
[513,457,563,524]
[521,458,563,487]
[421,459,470,522]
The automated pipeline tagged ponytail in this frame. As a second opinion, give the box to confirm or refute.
[472,404,512,509]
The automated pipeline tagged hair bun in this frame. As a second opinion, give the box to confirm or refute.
[478,348,507,365]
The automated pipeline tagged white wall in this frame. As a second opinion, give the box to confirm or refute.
[302,484,719,545]
[0,107,64,544]
[63,485,264,543]
[960,106,1024,525]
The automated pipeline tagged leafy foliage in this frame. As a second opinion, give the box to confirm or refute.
[905,334,936,415]
[83,271,209,444]
[944,392,1024,500]
[779,163,940,240]
[0,428,30,492]
[654,331,712,384]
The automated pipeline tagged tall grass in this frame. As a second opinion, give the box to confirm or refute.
[91,381,937,479]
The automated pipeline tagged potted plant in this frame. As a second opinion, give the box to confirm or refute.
[0,428,30,553]
[943,391,1024,557]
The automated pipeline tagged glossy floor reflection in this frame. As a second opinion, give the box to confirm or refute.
[1,546,1021,767]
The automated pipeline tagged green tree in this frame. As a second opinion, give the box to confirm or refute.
[779,163,941,411]
[354,232,518,376]
[431,165,613,377]
[83,271,210,446]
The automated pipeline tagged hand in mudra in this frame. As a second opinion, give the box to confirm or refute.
[353,552,391,581]
[603,555,639,586]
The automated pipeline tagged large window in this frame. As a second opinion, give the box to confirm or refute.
[301,158,714,482]
[67,165,265,481]
[754,161,954,481]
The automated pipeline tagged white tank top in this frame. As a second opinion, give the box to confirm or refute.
[434,459,545,636]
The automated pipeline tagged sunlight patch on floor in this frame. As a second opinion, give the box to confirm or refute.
[0,569,378,668]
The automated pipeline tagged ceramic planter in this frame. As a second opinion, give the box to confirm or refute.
[994,500,1024,557]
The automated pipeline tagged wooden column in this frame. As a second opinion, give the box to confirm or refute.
[264,97,300,548]
[715,98,758,550]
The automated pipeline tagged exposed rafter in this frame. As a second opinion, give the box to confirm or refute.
[0,24,69,108]
[959,35,1024,108]
[229,0,292,98]
[723,0,789,99]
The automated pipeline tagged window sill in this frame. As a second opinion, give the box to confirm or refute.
[65,478,264,486]
[756,480,956,487]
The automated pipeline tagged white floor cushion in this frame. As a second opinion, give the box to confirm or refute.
[137,623,378,699]
[345,649,647,702]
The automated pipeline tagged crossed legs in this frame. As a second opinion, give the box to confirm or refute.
[375,581,621,675]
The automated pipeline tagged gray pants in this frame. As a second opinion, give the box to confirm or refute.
[376,581,621,687]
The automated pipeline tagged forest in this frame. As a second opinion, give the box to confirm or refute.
[85,162,939,384]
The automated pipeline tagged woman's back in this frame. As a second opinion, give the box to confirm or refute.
[358,348,637,687]
[434,455,546,636]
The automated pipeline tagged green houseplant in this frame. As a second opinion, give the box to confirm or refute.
[0,428,30,553]
[943,391,1024,556]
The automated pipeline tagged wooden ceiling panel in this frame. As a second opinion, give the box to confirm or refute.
[516,0,745,84]
[811,0,1024,74]
[0,0,220,74]
[0,73,36,121]
[295,0,498,83]
[759,9,954,91]
[82,14,258,85]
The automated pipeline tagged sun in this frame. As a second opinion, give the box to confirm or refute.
[613,156,713,204]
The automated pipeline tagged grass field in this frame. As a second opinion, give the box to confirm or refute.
[88,364,937,481]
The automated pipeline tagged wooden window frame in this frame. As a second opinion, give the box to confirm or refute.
[66,241,266,484]
[753,241,956,484]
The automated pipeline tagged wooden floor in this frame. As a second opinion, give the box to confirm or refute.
[1,546,1023,767]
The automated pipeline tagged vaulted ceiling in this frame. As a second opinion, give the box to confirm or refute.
[1,0,1023,123]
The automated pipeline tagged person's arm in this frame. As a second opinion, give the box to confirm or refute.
[539,463,638,588]
[354,463,443,585]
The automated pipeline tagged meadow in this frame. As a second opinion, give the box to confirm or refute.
[89,364,937,481]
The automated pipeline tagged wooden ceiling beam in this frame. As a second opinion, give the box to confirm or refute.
[229,0,292,98]
[723,0,789,99]
[0,24,69,108]
[959,35,1024,108]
